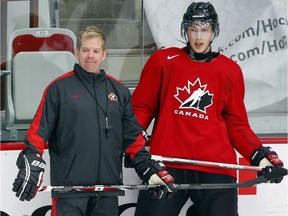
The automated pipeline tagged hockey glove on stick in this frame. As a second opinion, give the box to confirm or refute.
[135,160,176,199]
[12,150,46,201]
[250,146,284,183]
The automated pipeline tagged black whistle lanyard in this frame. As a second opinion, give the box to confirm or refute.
[94,78,110,137]
[79,74,110,137]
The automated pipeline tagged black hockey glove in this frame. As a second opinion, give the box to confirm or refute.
[135,160,176,199]
[250,146,284,183]
[12,150,46,201]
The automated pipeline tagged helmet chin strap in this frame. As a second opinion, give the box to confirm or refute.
[186,43,212,61]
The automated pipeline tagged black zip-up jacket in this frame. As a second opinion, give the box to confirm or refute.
[24,64,150,198]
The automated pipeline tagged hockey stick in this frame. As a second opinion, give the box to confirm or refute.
[38,167,287,192]
[152,155,263,172]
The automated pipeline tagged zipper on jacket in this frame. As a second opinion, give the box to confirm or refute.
[94,76,103,183]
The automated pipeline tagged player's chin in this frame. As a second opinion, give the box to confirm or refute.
[194,46,208,53]
[83,64,99,73]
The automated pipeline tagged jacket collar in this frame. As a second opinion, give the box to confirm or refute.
[74,63,106,83]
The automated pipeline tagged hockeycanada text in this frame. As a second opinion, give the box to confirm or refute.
[230,36,287,62]
[217,17,287,62]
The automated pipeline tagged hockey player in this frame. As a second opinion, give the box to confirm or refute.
[12,26,175,216]
[132,2,284,216]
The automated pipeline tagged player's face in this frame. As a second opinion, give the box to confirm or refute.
[187,22,214,53]
[76,37,106,74]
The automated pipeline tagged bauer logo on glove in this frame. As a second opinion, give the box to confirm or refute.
[12,150,46,201]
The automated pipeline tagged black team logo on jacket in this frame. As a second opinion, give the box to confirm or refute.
[174,78,213,115]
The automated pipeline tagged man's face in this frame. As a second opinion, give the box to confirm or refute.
[187,22,215,53]
[76,37,106,74]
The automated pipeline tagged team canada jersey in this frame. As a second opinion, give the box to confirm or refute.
[132,47,262,178]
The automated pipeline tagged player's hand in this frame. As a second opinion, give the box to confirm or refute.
[251,146,284,183]
[135,160,176,199]
[12,150,46,201]
[257,166,284,183]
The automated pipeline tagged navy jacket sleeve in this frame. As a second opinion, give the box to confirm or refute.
[120,87,151,167]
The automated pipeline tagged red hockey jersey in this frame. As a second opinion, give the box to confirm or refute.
[132,47,262,178]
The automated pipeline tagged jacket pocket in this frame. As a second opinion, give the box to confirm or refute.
[63,154,77,185]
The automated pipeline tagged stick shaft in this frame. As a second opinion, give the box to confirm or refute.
[38,167,287,192]
[38,185,154,192]
[152,155,262,172]
[38,183,246,192]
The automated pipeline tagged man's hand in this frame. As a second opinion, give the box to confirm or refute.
[12,150,46,201]
[135,160,176,199]
[251,146,284,183]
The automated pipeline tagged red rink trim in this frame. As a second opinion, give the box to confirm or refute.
[0,136,287,151]
[2,136,284,153]
[0,142,48,151]
[238,158,257,195]
[258,136,288,144]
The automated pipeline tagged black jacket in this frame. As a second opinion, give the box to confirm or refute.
[24,64,150,198]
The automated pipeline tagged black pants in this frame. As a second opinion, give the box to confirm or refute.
[55,196,119,216]
[135,168,239,216]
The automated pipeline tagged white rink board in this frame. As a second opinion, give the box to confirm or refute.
[0,143,287,216]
